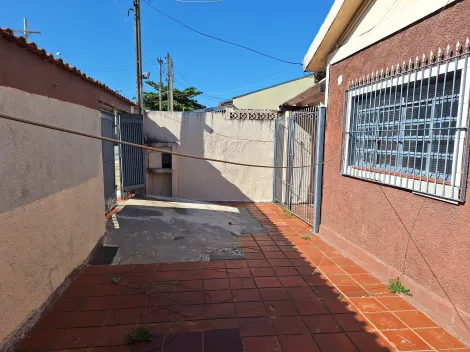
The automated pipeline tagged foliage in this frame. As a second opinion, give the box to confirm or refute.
[282,208,294,217]
[388,277,412,296]
[300,234,311,240]
[143,81,206,111]
[127,327,152,344]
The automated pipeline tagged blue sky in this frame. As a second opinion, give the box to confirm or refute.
[1,0,333,107]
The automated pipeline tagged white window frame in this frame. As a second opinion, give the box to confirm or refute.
[342,57,470,202]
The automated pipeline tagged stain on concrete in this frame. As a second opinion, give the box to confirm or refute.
[104,197,266,264]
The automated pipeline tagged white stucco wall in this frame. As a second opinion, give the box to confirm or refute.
[145,111,275,201]
[0,87,105,343]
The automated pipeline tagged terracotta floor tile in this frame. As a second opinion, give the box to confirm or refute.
[365,312,407,330]
[364,284,394,298]
[296,267,318,276]
[54,327,100,349]
[81,266,110,275]
[382,329,431,350]
[269,259,294,267]
[204,318,239,331]
[347,331,394,351]
[204,328,243,352]
[260,246,282,253]
[289,258,314,267]
[38,310,108,329]
[105,308,143,325]
[302,274,330,286]
[227,268,252,278]
[271,316,310,335]
[351,274,382,285]
[377,297,416,311]
[17,329,62,352]
[341,265,369,275]
[327,274,357,286]
[153,271,179,282]
[205,303,236,319]
[293,299,329,315]
[311,285,341,298]
[278,334,321,352]
[141,307,173,324]
[350,298,387,313]
[394,311,437,328]
[318,265,346,275]
[247,260,272,268]
[286,287,318,300]
[313,333,358,352]
[331,257,357,266]
[284,251,306,259]
[243,336,282,352]
[94,324,137,347]
[176,280,203,292]
[244,252,266,260]
[279,276,308,288]
[322,298,358,314]
[415,327,465,349]
[175,291,205,304]
[272,266,299,277]
[232,289,262,303]
[178,270,203,281]
[259,288,290,301]
[303,314,342,334]
[279,246,298,252]
[255,277,282,288]
[163,332,202,352]
[264,251,287,259]
[56,297,88,312]
[337,285,369,298]
[204,269,228,279]
[203,261,226,269]
[205,290,233,304]
[225,260,248,269]
[204,279,230,291]
[229,277,256,290]
[174,305,206,321]
[250,267,276,277]
[265,300,298,317]
[236,302,268,317]
[334,313,375,332]
[239,317,275,336]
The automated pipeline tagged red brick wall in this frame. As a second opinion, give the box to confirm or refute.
[322,0,470,340]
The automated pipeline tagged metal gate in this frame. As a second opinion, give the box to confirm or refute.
[273,105,326,232]
[101,111,117,212]
[119,113,145,193]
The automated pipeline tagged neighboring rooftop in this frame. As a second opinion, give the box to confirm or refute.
[0,28,135,106]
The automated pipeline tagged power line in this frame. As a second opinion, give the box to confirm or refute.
[141,0,303,66]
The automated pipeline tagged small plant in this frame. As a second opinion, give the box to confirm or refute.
[338,294,345,300]
[111,277,120,284]
[300,234,311,240]
[127,327,152,344]
[388,277,412,296]
[282,208,294,217]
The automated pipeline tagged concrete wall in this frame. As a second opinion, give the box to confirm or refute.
[0,35,133,347]
[232,76,316,110]
[322,0,470,343]
[145,111,275,201]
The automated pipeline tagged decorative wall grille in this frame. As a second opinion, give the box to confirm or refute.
[341,41,470,202]
[229,110,283,120]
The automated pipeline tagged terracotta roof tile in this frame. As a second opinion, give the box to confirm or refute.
[0,28,136,106]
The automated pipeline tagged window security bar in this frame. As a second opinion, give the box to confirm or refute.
[341,40,470,202]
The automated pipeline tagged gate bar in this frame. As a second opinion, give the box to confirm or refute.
[313,105,326,234]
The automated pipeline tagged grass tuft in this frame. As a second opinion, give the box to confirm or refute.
[282,208,294,217]
[388,277,412,296]
[300,234,311,240]
[338,294,345,300]
[127,327,152,344]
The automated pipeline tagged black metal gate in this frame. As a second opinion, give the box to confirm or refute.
[273,106,326,232]
[119,113,145,193]
[101,111,117,212]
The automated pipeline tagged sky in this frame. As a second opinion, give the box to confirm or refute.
[1,0,334,107]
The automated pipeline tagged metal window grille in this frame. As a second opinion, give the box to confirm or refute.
[341,41,470,202]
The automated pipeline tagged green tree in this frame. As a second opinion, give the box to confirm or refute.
[143,81,206,111]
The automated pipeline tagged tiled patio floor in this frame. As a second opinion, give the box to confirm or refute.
[17,203,468,352]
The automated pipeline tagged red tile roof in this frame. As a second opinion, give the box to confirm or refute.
[0,28,136,106]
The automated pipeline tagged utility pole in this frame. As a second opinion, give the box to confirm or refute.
[11,18,41,42]
[157,58,164,111]
[133,0,143,112]
[166,53,174,112]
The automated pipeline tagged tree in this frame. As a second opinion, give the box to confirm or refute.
[143,81,206,111]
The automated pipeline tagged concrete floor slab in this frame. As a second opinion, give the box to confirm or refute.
[103,197,267,264]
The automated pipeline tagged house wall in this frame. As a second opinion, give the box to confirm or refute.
[145,111,275,202]
[233,76,316,110]
[0,36,132,347]
[322,0,470,343]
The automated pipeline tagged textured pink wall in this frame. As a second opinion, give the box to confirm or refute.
[322,0,470,325]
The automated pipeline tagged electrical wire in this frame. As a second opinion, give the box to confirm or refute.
[0,112,339,169]
[142,0,302,66]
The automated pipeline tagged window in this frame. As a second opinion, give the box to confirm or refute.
[162,153,172,169]
[341,48,470,202]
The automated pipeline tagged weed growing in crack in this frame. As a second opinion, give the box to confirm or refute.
[300,234,311,240]
[388,277,412,296]
[127,327,152,344]
[282,208,294,217]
